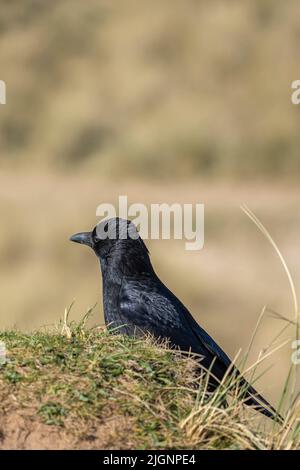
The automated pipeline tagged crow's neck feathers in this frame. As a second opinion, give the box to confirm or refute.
[97,238,155,325]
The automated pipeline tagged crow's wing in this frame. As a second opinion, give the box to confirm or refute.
[119,278,233,381]
[119,278,282,421]
[181,305,233,371]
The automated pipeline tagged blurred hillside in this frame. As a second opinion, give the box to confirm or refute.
[0,0,300,179]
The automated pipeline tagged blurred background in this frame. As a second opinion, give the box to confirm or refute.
[0,0,299,406]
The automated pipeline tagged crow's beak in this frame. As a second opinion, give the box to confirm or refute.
[70,232,93,248]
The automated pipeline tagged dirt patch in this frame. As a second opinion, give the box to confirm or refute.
[0,408,68,450]
[0,408,134,450]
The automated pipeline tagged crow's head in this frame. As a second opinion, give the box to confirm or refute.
[70,218,149,261]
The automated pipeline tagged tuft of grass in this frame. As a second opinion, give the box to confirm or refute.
[0,322,299,450]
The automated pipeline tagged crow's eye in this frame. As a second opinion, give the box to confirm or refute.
[93,224,109,243]
[92,227,100,243]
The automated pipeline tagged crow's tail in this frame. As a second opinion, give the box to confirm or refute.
[240,379,284,423]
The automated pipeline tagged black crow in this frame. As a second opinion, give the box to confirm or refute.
[70,217,282,422]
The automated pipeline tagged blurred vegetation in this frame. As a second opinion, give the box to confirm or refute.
[0,0,300,179]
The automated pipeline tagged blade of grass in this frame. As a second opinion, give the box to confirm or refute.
[241,205,299,404]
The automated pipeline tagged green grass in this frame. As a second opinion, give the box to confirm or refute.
[0,327,200,448]
[0,322,299,450]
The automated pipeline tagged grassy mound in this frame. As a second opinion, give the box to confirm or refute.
[0,325,299,450]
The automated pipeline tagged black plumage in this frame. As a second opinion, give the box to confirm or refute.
[70,217,282,422]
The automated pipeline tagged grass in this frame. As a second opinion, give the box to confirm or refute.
[0,319,300,450]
